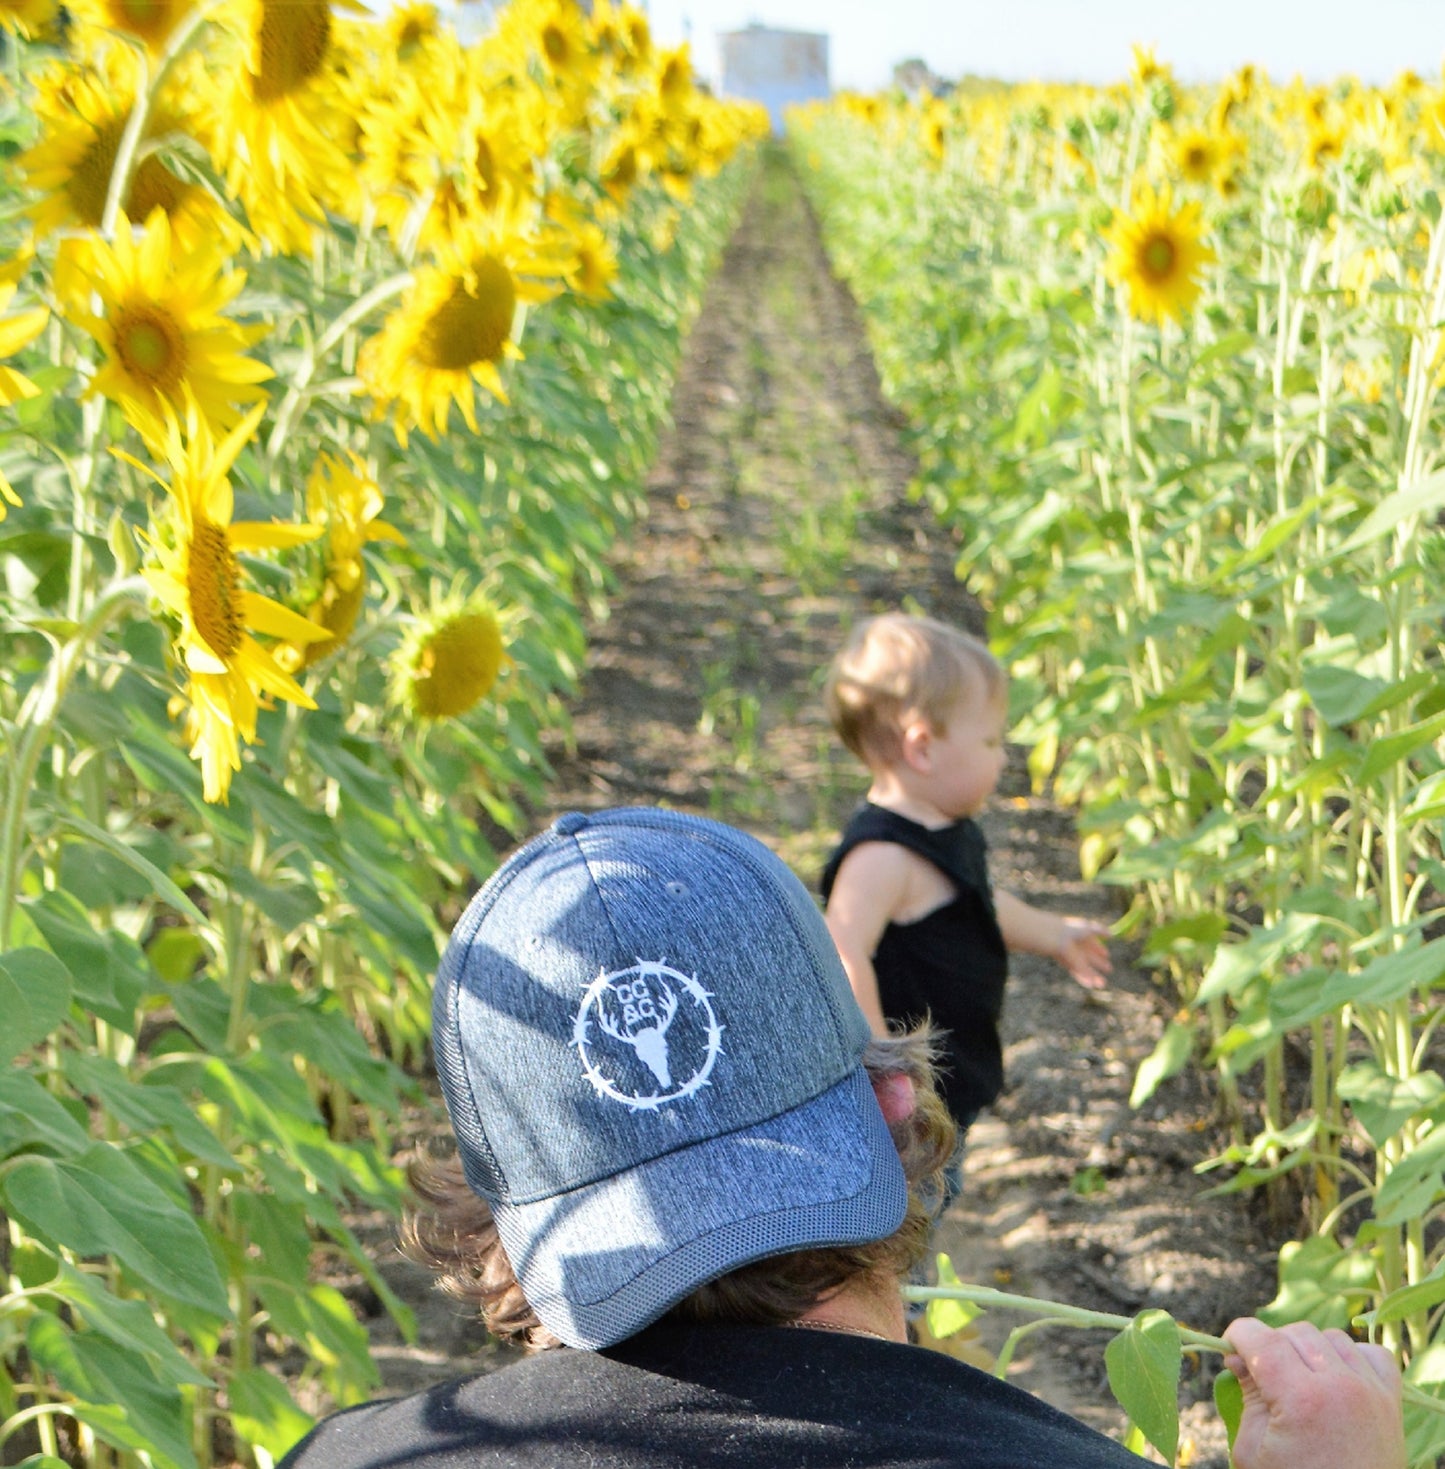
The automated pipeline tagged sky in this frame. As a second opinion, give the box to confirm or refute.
[640,0,1445,95]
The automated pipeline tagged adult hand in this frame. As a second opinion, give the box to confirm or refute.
[1056,915,1111,990]
[1223,1317,1405,1469]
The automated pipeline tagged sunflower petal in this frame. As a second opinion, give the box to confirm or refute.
[230,520,325,550]
[0,365,40,405]
[236,637,319,708]
[184,641,231,675]
[239,590,334,644]
[0,303,49,356]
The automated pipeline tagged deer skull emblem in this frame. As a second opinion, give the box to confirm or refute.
[574,960,725,1111]
[596,978,680,1086]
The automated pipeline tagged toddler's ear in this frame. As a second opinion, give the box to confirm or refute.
[900,718,934,770]
[872,1071,917,1124]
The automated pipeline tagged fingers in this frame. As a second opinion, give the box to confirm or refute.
[1224,1317,1401,1392]
[1063,937,1112,988]
[1358,1341,1402,1387]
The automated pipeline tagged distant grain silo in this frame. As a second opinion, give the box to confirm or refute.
[717,24,829,135]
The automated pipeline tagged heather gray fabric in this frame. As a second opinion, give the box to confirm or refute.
[432,807,907,1349]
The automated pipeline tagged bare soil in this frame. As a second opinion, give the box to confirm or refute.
[334,147,1277,1467]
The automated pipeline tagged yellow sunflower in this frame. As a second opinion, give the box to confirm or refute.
[561,220,618,301]
[599,128,646,207]
[360,60,544,258]
[0,258,49,523]
[19,53,236,252]
[920,108,948,164]
[1171,127,1217,184]
[359,214,565,443]
[535,2,592,82]
[383,0,440,61]
[620,4,650,63]
[1307,122,1344,172]
[134,402,331,802]
[208,0,356,252]
[497,0,595,89]
[392,597,508,720]
[0,0,59,36]
[55,209,272,448]
[276,451,405,669]
[0,255,48,408]
[65,0,195,52]
[593,0,648,69]
[1130,43,1172,88]
[655,43,694,111]
[1105,184,1216,327]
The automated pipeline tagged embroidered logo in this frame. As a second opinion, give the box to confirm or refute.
[573,960,724,1111]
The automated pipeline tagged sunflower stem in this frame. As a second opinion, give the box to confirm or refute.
[903,1283,1445,1418]
[903,1283,1227,1352]
[264,271,414,467]
[100,2,218,238]
[66,395,107,624]
[0,576,148,947]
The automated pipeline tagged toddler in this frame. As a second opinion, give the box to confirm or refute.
[822,612,1111,1158]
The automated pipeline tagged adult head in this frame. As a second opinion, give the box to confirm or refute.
[407,806,953,1349]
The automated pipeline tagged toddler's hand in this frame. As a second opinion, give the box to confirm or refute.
[1223,1317,1404,1469]
[1056,916,1110,990]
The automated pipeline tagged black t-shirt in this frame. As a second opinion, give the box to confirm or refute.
[821,804,1010,1122]
[277,1320,1143,1468]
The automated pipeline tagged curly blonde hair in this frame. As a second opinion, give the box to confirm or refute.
[401,1028,956,1351]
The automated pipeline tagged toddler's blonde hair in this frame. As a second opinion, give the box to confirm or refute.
[825,612,1005,769]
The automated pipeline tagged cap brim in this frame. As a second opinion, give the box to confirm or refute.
[493,1068,907,1349]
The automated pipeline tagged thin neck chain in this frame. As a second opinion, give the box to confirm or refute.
[786,1317,896,1344]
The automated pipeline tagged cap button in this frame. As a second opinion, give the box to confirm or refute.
[553,812,589,836]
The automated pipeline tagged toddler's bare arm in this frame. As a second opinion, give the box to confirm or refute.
[824,844,914,1036]
[994,890,1111,990]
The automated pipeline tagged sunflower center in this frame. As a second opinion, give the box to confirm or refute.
[114,304,189,393]
[1141,235,1177,281]
[406,606,504,719]
[541,23,569,66]
[128,154,189,223]
[576,247,604,295]
[112,0,171,41]
[607,146,638,190]
[253,0,332,104]
[474,136,498,197]
[660,56,687,100]
[419,258,516,370]
[69,117,127,227]
[188,520,243,661]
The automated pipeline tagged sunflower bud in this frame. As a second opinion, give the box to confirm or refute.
[394,600,508,719]
[1290,179,1335,230]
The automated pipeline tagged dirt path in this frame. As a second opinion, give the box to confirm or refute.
[349,146,1276,1466]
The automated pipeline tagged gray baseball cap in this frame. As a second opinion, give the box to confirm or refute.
[432,806,907,1349]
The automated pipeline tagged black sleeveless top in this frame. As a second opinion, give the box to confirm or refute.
[821,804,1009,1122]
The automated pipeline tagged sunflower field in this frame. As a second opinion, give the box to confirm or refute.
[792,51,1445,1462]
[0,0,765,1461]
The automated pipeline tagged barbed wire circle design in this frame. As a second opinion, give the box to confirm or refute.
[572,959,724,1112]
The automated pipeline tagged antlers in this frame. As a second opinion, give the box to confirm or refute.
[596,981,677,1042]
